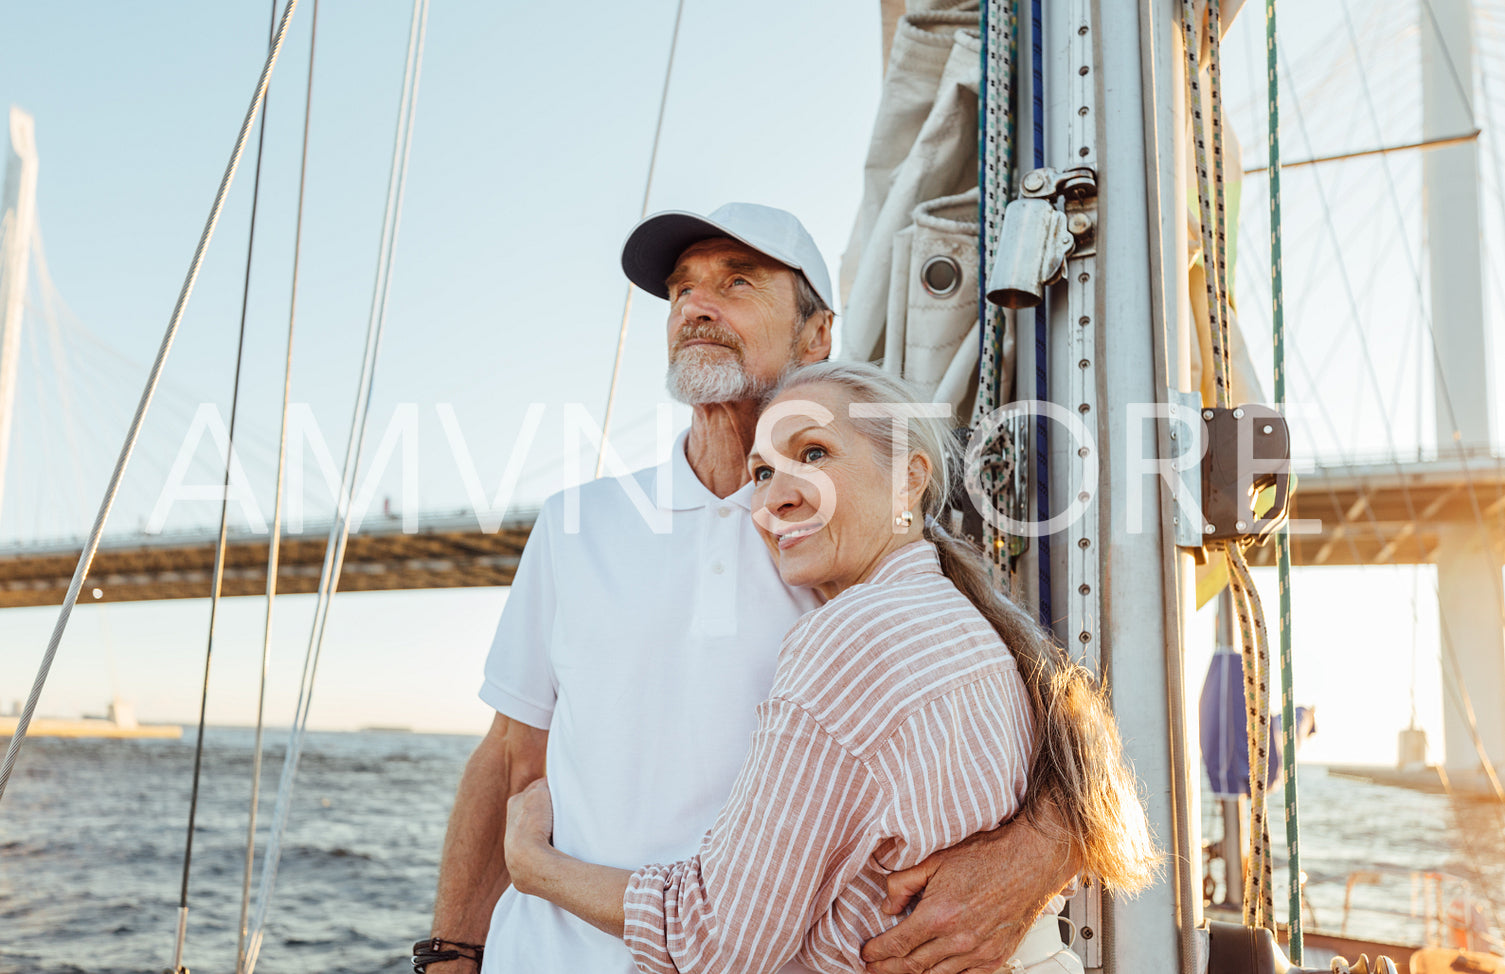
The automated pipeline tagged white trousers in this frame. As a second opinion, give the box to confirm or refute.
[1004,913,1085,974]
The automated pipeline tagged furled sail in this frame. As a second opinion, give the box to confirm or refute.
[840,6,987,418]
[842,0,1265,417]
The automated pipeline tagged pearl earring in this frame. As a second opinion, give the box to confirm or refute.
[895,510,914,529]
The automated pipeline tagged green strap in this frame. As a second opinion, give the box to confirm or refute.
[1266,0,1303,960]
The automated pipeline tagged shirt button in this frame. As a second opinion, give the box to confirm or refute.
[711,561,725,575]
[717,506,733,518]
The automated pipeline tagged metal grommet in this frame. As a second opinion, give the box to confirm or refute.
[920,255,962,298]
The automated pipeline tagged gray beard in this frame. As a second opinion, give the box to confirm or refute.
[665,357,777,405]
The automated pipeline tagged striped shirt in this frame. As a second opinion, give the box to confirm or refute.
[623,541,1036,973]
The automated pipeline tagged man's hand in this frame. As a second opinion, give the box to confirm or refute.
[860,812,1078,974]
[426,714,548,973]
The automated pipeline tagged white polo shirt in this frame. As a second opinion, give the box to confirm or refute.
[479,431,821,974]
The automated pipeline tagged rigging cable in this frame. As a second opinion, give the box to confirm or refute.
[0,0,302,806]
[172,2,281,968]
[594,0,686,479]
[235,1,320,970]
[241,1,429,968]
[1265,0,1304,958]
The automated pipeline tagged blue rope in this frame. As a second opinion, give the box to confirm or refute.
[1029,0,1051,629]
[979,3,990,363]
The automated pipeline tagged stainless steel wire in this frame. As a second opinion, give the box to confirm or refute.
[241,1,429,968]
[236,2,321,970]
[595,0,687,479]
[174,0,282,967]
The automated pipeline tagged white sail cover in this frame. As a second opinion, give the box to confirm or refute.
[843,0,1264,415]
[840,6,986,418]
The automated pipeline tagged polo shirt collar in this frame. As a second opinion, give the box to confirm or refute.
[655,429,755,512]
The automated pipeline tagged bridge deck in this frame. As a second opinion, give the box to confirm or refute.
[1243,455,1505,567]
[3,456,1503,608]
[0,513,535,608]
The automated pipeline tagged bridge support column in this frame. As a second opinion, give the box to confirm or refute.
[1436,525,1505,777]
[0,107,39,525]
[1423,1,1504,781]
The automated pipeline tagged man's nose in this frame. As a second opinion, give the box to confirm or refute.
[677,286,720,323]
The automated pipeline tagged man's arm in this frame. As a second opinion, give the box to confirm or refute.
[860,801,1082,974]
[426,712,548,973]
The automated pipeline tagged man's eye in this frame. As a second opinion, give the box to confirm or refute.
[676,285,692,297]
[801,446,827,463]
[731,277,750,287]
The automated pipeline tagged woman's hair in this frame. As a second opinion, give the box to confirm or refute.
[761,360,1160,893]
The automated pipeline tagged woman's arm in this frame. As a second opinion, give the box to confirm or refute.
[619,699,878,973]
[504,779,632,939]
[507,699,878,974]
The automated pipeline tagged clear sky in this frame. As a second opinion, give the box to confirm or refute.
[0,0,1499,766]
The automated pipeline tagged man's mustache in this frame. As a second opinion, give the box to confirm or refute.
[673,325,745,355]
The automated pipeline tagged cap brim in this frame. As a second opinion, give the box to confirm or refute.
[620,211,807,301]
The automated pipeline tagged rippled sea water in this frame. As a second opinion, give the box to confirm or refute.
[0,728,469,974]
[1,729,1501,973]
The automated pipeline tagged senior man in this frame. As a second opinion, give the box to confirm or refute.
[424,203,1077,974]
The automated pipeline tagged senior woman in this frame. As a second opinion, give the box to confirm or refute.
[504,361,1157,973]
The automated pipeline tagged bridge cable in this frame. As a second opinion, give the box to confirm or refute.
[595,0,686,479]
[1241,13,1505,932]
[235,2,320,971]
[171,4,282,970]
[0,0,302,806]
[1277,19,1505,804]
[242,1,429,968]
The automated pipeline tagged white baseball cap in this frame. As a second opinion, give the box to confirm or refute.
[620,202,836,312]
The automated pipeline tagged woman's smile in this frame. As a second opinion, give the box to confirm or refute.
[748,381,923,600]
[773,521,824,550]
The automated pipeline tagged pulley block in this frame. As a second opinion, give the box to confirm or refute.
[1199,405,1292,543]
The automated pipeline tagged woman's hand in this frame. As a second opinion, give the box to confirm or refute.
[500,779,632,938]
[503,777,556,896]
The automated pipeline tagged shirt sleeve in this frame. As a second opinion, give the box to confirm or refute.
[623,698,879,974]
[478,497,560,729]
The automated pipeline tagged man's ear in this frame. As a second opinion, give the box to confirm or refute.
[800,310,834,363]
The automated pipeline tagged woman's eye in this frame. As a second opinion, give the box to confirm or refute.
[801,446,827,463]
[751,465,772,483]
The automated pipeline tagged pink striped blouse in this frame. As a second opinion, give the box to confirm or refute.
[622,541,1036,973]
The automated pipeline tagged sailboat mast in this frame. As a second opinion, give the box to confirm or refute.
[1421,0,1505,781]
[0,106,38,527]
[1021,1,1197,969]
